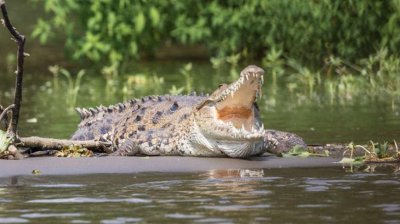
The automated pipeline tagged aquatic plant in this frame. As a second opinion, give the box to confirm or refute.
[340,140,400,164]
[102,63,120,99]
[265,48,400,111]
[262,48,284,87]
[55,145,93,157]
[168,85,184,95]
[49,66,85,109]
[0,129,11,154]
[122,73,164,100]
[180,63,193,92]
[282,145,329,158]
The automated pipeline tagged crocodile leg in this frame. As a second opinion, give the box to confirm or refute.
[110,138,141,156]
[263,129,307,155]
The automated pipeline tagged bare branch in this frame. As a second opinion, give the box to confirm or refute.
[18,137,112,152]
[0,104,14,129]
[1,1,26,137]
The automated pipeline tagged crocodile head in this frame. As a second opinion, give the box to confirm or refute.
[192,65,265,157]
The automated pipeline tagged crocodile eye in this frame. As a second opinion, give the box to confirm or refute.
[196,99,214,110]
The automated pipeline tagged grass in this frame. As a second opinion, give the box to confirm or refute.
[41,47,400,115]
[49,65,85,109]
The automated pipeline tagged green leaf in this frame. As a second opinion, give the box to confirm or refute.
[149,7,160,27]
[337,157,355,164]
[135,12,146,33]
[0,130,11,153]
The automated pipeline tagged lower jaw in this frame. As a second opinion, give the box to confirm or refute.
[215,139,264,158]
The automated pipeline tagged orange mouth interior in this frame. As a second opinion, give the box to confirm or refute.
[217,106,254,130]
[217,107,252,120]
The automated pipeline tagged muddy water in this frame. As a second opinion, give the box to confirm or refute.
[0,166,399,223]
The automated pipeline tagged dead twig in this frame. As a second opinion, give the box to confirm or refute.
[0,104,14,129]
[1,0,27,137]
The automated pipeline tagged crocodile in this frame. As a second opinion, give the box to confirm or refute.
[71,65,306,158]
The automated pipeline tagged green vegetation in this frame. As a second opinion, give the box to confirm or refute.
[282,48,400,110]
[49,65,85,109]
[281,145,329,158]
[0,129,11,154]
[55,145,93,157]
[33,0,400,68]
[340,140,400,165]
[32,0,400,111]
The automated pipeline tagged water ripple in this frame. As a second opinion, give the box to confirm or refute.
[21,213,82,218]
[297,204,331,208]
[373,204,400,213]
[201,204,271,211]
[100,217,142,224]
[27,197,151,204]
[373,180,400,185]
[32,184,85,188]
[0,218,28,223]
[165,213,204,219]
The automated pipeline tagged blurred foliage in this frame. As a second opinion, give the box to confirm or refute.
[48,65,85,109]
[259,47,400,112]
[33,0,400,70]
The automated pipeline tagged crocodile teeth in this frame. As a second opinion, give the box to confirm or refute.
[241,124,246,132]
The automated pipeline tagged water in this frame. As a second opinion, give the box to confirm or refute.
[0,167,399,223]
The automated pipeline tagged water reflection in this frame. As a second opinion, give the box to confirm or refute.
[342,163,400,174]
[0,167,398,223]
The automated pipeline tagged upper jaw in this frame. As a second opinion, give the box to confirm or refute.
[211,65,265,139]
[215,65,264,103]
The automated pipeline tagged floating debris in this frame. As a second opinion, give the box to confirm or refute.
[55,145,93,157]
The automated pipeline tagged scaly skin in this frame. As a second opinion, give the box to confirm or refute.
[71,65,306,158]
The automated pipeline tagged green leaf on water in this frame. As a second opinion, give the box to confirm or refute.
[282,145,330,158]
[337,156,364,165]
[32,169,41,175]
[337,157,355,164]
[0,130,12,153]
[282,145,310,158]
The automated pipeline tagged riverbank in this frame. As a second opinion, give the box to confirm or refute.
[0,156,341,178]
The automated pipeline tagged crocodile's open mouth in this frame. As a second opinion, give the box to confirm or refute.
[193,65,265,157]
[213,65,265,138]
